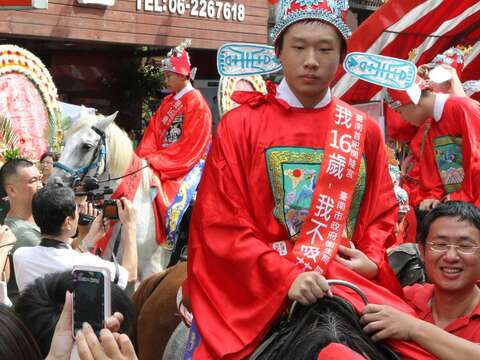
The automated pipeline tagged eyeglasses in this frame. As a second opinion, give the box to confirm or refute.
[427,241,480,255]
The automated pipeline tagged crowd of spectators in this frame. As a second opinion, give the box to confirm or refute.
[0,158,139,359]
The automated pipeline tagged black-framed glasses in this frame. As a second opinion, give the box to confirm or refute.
[427,241,480,255]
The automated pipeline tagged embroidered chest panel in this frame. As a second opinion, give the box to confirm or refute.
[433,135,464,193]
[163,114,184,147]
[265,146,366,241]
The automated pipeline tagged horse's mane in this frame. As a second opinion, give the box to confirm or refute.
[65,115,133,177]
[253,297,396,360]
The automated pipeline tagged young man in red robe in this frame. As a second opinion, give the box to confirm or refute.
[362,201,480,359]
[387,46,472,244]
[136,40,212,247]
[186,1,434,359]
[386,74,480,211]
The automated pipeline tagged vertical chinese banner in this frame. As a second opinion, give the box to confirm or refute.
[291,103,367,274]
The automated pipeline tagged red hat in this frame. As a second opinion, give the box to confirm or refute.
[161,39,196,78]
[317,343,366,359]
[385,75,430,109]
[271,0,351,44]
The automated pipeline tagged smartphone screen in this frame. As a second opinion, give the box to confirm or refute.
[73,270,106,335]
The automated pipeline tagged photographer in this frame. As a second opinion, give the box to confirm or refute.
[13,184,137,291]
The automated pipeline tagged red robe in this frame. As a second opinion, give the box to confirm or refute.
[402,124,423,207]
[136,88,212,242]
[188,86,417,359]
[418,96,480,206]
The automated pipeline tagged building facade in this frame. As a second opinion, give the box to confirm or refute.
[0,0,269,128]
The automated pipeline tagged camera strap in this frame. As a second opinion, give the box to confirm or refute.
[111,252,120,285]
[40,238,70,250]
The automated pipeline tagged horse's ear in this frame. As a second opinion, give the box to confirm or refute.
[96,111,118,131]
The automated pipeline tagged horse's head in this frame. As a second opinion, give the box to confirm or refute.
[52,112,124,186]
[252,296,400,360]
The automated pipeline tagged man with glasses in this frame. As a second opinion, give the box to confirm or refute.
[361,201,480,359]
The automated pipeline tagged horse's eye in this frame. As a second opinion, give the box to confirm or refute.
[82,143,93,151]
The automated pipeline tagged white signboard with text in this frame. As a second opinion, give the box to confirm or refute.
[136,0,246,22]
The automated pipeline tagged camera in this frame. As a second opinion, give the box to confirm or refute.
[102,199,119,220]
[72,176,117,224]
[72,266,111,336]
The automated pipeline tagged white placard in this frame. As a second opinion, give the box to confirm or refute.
[136,0,246,22]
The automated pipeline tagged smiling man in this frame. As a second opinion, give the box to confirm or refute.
[362,201,480,359]
[187,1,401,358]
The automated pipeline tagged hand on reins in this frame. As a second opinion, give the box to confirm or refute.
[288,271,332,305]
[335,245,378,279]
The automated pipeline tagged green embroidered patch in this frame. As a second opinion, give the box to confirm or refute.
[265,147,366,241]
[433,136,464,193]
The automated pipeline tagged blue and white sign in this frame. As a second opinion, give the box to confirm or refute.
[344,52,417,90]
[217,43,282,77]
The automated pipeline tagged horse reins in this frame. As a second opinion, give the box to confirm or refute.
[54,126,107,182]
[55,125,150,186]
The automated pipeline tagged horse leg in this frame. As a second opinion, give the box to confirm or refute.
[132,261,187,360]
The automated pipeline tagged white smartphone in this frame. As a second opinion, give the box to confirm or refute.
[72,265,111,336]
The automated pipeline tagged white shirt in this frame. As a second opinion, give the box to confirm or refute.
[276,78,332,109]
[13,244,128,291]
[174,82,194,100]
[433,93,449,122]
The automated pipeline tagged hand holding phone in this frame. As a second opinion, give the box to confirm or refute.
[72,266,111,337]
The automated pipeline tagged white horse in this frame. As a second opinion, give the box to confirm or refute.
[52,112,171,279]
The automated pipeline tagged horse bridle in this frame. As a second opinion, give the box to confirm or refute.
[287,279,368,323]
[54,126,107,183]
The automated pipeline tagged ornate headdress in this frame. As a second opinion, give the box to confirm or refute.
[271,0,351,45]
[384,75,431,109]
[160,39,197,79]
[428,45,472,84]
[432,46,471,76]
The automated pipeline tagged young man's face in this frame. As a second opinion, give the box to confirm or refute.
[6,166,42,206]
[278,21,342,107]
[164,71,187,93]
[421,217,480,294]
